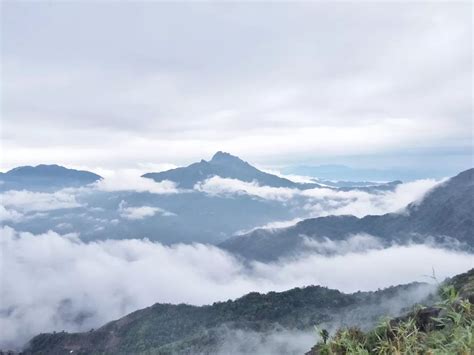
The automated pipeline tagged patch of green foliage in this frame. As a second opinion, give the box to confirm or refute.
[312,285,473,354]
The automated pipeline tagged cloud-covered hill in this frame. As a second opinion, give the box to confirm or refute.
[221,168,474,261]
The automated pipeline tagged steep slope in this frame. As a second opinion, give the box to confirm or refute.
[24,281,435,355]
[0,164,102,191]
[220,168,474,261]
[142,151,321,189]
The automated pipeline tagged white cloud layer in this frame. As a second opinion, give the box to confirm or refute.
[303,178,442,217]
[0,190,83,212]
[93,169,179,194]
[0,205,24,222]
[259,168,317,184]
[215,328,315,355]
[195,176,441,218]
[1,226,472,349]
[236,218,305,235]
[118,200,176,220]
[301,234,384,255]
[195,176,296,201]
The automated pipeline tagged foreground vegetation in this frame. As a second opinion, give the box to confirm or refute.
[309,273,474,354]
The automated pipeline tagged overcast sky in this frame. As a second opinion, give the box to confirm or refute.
[1,1,472,173]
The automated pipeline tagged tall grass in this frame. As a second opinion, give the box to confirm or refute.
[312,286,473,354]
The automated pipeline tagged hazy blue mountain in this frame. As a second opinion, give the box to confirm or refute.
[23,278,438,355]
[0,157,429,246]
[0,164,102,191]
[142,152,403,192]
[313,178,402,189]
[220,168,474,261]
[143,151,321,189]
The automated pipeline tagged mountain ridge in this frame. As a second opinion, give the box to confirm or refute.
[142,152,403,192]
[23,276,442,354]
[142,151,322,189]
[0,164,102,191]
[220,168,474,261]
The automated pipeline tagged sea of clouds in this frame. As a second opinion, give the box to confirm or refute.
[1,173,471,350]
[1,226,472,349]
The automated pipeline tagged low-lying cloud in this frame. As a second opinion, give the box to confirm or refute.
[304,178,442,217]
[1,226,472,349]
[0,190,83,214]
[92,169,179,194]
[195,176,296,201]
[0,205,24,222]
[195,176,441,218]
[0,172,180,223]
[214,327,315,355]
[118,200,176,220]
[0,189,88,224]
[301,234,384,255]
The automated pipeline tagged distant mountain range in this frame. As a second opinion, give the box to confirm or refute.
[23,276,439,354]
[142,152,404,192]
[220,168,474,261]
[0,164,102,191]
[0,155,313,245]
[1,156,471,251]
[0,153,409,247]
[142,151,322,189]
[0,153,401,193]
[0,157,309,245]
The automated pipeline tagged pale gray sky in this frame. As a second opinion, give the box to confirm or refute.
[1,1,472,173]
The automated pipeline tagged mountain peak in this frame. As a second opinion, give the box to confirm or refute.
[7,164,67,175]
[143,152,313,189]
[6,164,101,178]
[210,151,245,165]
